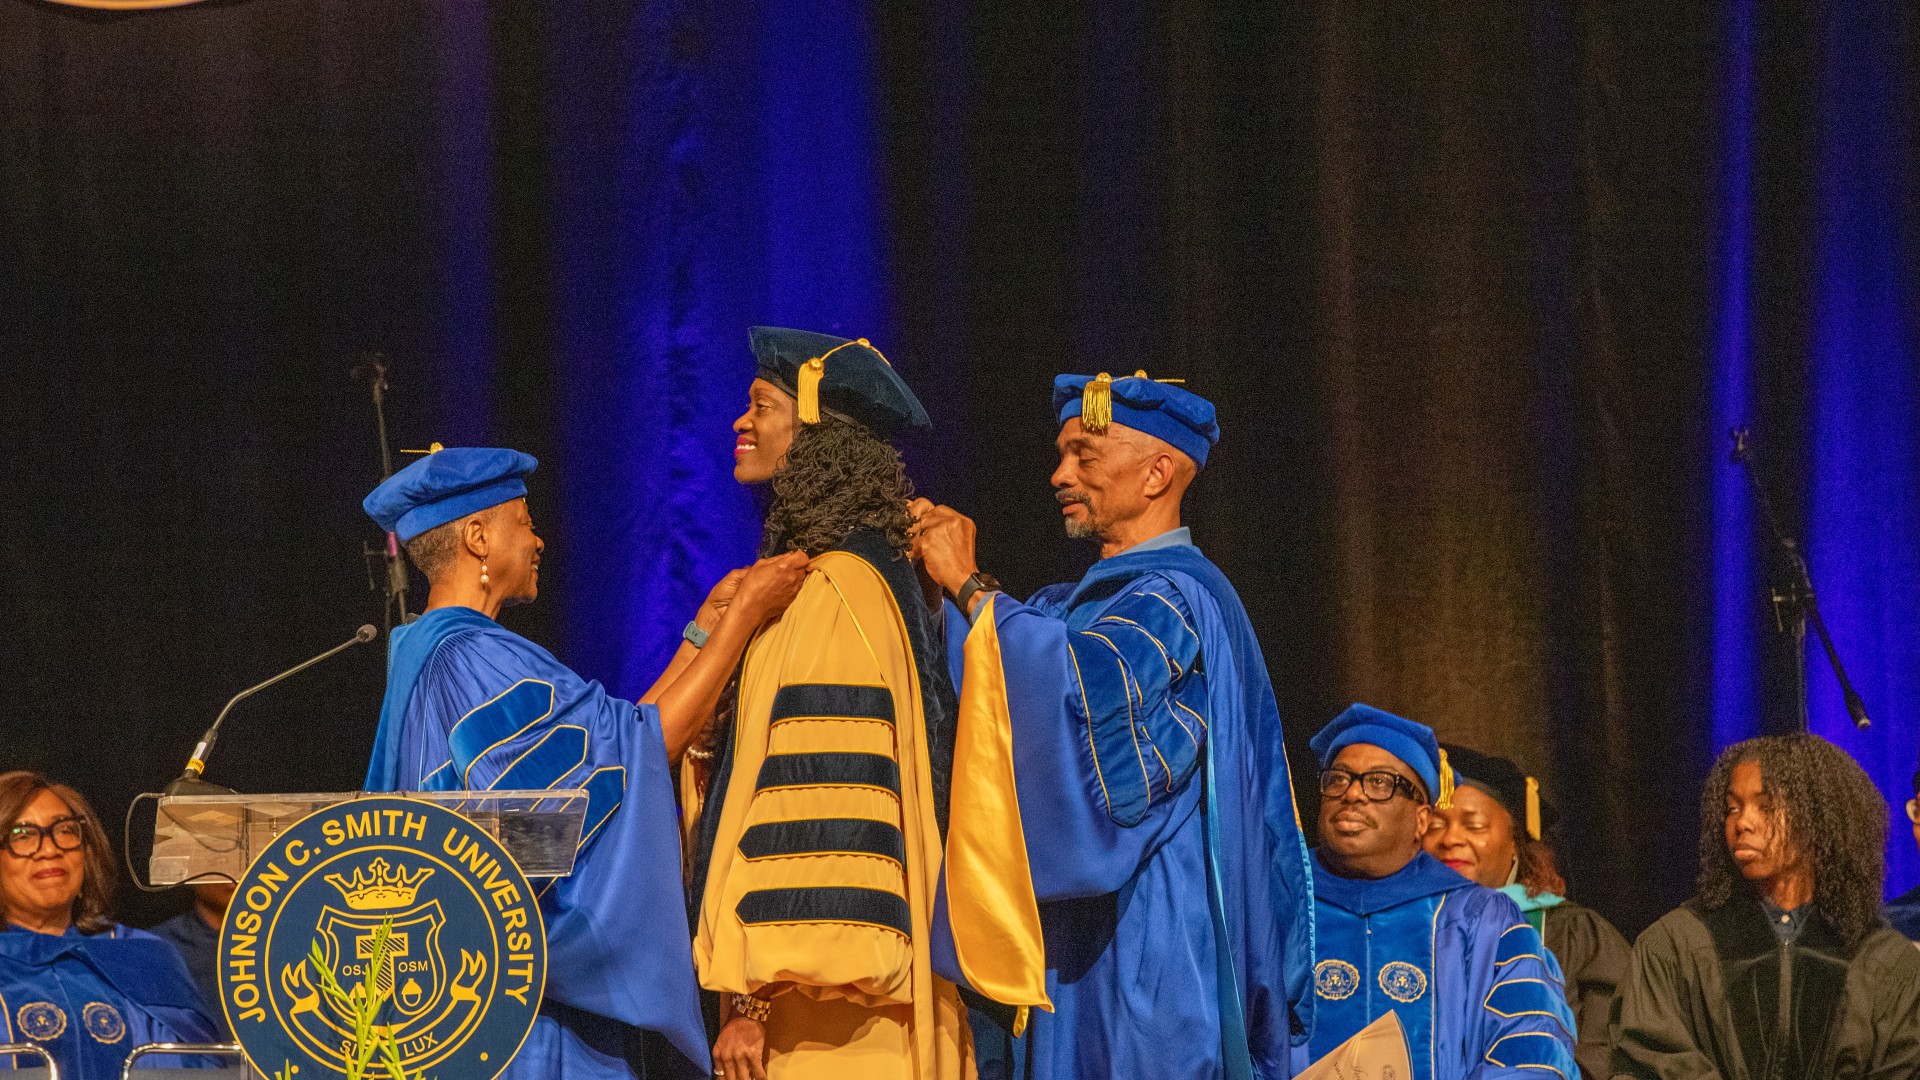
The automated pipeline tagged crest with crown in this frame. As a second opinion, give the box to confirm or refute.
[324,858,434,911]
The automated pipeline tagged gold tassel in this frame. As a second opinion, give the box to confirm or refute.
[1436,748,1455,810]
[1525,776,1542,841]
[796,356,825,425]
[797,338,873,426]
[1082,372,1114,434]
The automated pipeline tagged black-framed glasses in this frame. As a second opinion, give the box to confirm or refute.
[5,818,86,858]
[1319,768,1426,804]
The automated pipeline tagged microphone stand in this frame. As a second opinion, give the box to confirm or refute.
[353,353,411,631]
[1728,429,1870,731]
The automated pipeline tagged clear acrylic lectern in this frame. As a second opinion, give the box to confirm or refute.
[147,790,588,886]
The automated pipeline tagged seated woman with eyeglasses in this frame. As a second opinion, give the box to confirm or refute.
[0,771,219,1076]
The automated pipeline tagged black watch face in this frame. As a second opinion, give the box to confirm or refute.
[976,574,1002,591]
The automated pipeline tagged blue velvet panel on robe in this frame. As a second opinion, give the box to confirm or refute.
[934,538,1315,1080]
[1299,852,1577,1080]
[0,923,218,1079]
[1887,883,1920,942]
[364,605,708,1077]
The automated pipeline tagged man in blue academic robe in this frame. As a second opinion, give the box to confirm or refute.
[911,372,1315,1080]
[1886,769,1920,943]
[1299,705,1576,1080]
[361,447,805,1079]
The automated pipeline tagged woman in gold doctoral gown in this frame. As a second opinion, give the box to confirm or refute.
[687,328,970,1080]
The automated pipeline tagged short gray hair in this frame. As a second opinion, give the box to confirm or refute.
[402,507,493,583]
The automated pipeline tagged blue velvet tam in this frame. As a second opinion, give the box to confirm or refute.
[1311,703,1446,804]
[749,326,931,439]
[363,447,539,542]
[1053,371,1221,469]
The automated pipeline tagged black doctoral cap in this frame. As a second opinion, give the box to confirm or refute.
[1439,744,1556,841]
[749,326,931,440]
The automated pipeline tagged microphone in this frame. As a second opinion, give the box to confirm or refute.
[1845,688,1871,731]
[165,625,379,795]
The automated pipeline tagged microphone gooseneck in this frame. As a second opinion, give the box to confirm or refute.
[165,625,380,795]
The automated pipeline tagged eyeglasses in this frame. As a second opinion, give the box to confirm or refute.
[1319,768,1426,804]
[5,818,86,858]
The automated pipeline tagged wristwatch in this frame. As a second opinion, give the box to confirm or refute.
[730,993,771,1023]
[682,620,711,648]
[953,571,1002,618]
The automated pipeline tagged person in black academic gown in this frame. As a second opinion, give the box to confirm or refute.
[1425,745,1630,1079]
[1611,734,1920,1079]
[1882,769,1920,942]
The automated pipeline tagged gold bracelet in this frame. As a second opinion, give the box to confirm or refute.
[730,993,770,1023]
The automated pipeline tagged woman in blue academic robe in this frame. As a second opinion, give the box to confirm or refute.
[0,771,220,1077]
[362,446,808,1079]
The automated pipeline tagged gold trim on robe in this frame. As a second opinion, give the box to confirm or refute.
[943,595,1050,1033]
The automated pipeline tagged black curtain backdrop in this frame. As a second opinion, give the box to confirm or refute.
[4,0,1909,938]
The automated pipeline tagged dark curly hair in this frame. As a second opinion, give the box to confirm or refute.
[1696,733,1886,945]
[759,416,914,558]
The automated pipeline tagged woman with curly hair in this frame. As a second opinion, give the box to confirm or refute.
[687,328,968,1080]
[1423,745,1630,1079]
[1611,733,1920,1079]
[0,771,219,1077]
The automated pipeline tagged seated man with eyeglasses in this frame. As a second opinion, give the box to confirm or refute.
[1886,770,1920,945]
[1296,706,1576,1080]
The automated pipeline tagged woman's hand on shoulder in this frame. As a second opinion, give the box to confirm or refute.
[698,567,749,628]
[730,551,810,627]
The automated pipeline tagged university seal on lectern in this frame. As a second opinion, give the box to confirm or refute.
[219,796,545,1079]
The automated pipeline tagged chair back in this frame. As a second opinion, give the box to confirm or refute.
[120,1041,251,1078]
[0,1040,57,1080]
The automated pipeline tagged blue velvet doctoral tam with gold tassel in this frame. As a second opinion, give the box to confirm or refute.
[1299,851,1576,1080]
[365,605,709,1078]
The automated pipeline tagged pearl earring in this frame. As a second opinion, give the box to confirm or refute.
[480,562,490,588]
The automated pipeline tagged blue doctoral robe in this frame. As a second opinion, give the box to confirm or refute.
[0,923,219,1077]
[936,530,1315,1080]
[149,910,227,1040]
[1299,851,1577,1080]
[365,605,708,1078]
[1886,883,1920,943]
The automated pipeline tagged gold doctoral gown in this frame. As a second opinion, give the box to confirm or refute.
[693,540,970,1080]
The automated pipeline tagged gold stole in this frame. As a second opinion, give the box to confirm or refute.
[942,595,1051,1032]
